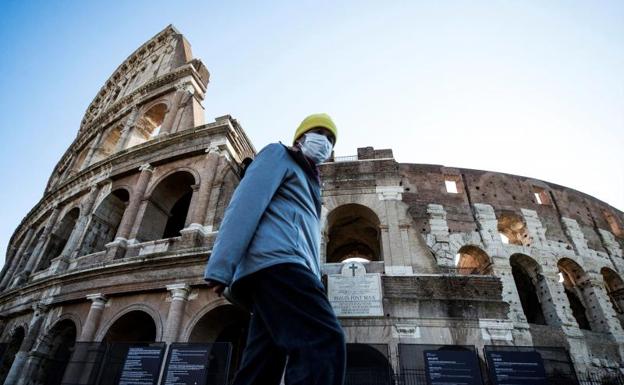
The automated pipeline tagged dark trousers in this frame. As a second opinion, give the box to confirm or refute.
[231,263,346,385]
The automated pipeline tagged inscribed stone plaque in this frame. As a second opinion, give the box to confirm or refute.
[118,345,165,385]
[485,351,547,385]
[328,262,383,317]
[423,350,483,385]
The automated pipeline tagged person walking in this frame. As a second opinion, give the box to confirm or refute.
[204,113,346,385]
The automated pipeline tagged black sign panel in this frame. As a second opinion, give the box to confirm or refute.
[118,346,165,385]
[160,343,232,385]
[485,351,547,385]
[424,350,483,385]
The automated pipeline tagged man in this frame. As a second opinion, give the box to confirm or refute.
[204,113,346,385]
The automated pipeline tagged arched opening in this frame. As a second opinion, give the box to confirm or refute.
[454,245,492,275]
[79,189,129,256]
[0,326,25,384]
[345,344,393,385]
[326,204,381,263]
[103,310,157,343]
[188,305,250,383]
[558,259,593,331]
[39,208,80,271]
[497,211,529,246]
[30,319,77,385]
[125,103,167,148]
[601,267,624,327]
[91,125,123,163]
[510,254,546,325]
[70,145,90,174]
[136,172,195,242]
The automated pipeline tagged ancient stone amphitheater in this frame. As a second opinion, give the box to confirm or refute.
[1,25,623,385]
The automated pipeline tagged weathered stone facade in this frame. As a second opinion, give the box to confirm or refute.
[1,25,623,384]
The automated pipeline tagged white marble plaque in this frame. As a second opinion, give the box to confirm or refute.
[328,262,383,317]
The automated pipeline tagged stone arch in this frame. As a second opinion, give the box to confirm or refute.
[91,123,124,163]
[29,318,77,385]
[454,245,492,275]
[510,254,547,325]
[136,170,196,242]
[186,304,249,382]
[79,188,130,256]
[70,144,91,173]
[97,304,162,343]
[0,325,25,384]
[38,207,80,271]
[345,344,393,385]
[496,211,530,246]
[125,102,168,148]
[325,204,382,263]
[601,267,624,326]
[557,258,599,331]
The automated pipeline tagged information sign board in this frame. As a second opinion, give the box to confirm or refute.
[485,350,547,385]
[423,349,483,385]
[117,345,165,385]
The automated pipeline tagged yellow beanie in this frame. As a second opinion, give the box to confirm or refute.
[293,113,338,145]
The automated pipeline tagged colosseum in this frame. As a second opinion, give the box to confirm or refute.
[0,25,623,385]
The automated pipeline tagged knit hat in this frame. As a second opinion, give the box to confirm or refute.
[293,113,338,145]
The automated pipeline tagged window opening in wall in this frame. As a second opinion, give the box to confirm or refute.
[326,204,381,263]
[125,103,167,148]
[558,259,594,331]
[604,210,623,237]
[445,180,458,194]
[162,190,193,238]
[497,211,529,246]
[135,171,195,242]
[92,125,123,163]
[79,189,130,256]
[31,319,77,385]
[188,305,250,382]
[0,327,25,384]
[533,187,550,205]
[601,268,624,328]
[39,207,80,271]
[455,245,492,275]
[103,310,156,343]
[510,254,546,325]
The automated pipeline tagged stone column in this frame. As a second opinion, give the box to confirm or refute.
[22,207,61,276]
[584,274,624,340]
[80,294,108,341]
[162,284,190,343]
[188,149,221,229]
[159,88,187,135]
[69,186,103,260]
[4,304,47,385]
[114,107,139,152]
[81,131,104,169]
[0,227,35,290]
[105,164,153,259]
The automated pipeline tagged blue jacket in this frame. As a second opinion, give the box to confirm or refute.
[203,143,322,287]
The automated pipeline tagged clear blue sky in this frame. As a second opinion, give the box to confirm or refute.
[1,1,623,265]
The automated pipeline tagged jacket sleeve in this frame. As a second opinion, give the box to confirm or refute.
[203,143,288,285]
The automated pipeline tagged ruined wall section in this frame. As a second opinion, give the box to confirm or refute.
[399,164,623,256]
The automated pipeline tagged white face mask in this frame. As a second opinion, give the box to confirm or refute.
[300,132,333,164]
